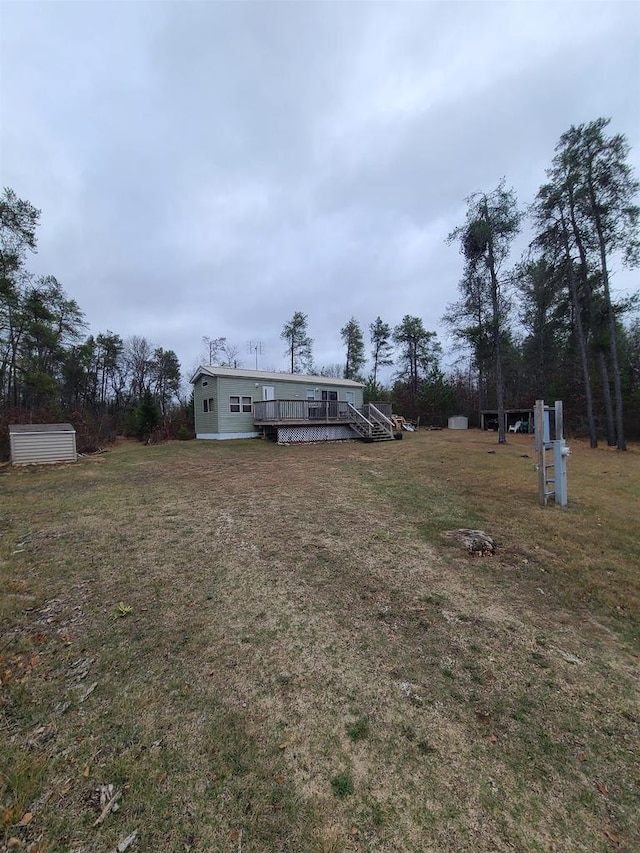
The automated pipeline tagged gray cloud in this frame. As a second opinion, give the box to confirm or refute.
[1,1,638,385]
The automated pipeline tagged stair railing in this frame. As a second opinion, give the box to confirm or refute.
[346,403,373,438]
[368,404,395,438]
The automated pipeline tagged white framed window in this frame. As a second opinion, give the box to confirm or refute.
[203,398,214,413]
[345,391,355,405]
[306,388,316,400]
[230,395,252,413]
[202,379,208,387]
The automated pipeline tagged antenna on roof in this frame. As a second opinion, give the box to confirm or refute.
[247,341,264,370]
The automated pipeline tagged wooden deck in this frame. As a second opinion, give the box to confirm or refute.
[253,400,393,424]
[253,399,354,425]
[253,400,396,442]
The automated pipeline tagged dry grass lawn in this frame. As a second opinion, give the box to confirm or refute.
[1,430,639,852]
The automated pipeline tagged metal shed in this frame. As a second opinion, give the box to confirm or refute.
[9,423,77,465]
[448,416,469,429]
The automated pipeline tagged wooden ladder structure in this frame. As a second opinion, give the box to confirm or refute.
[535,400,570,507]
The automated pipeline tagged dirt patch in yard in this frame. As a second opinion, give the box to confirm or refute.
[1,432,639,852]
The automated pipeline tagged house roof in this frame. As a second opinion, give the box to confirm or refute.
[9,423,75,434]
[190,365,364,388]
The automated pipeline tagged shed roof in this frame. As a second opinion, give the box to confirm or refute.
[190,365,364,388]
[9,423,76,434]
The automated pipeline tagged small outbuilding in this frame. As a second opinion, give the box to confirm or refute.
[448,416,468,430]
[480,409,534,433]
[9,423,77,465]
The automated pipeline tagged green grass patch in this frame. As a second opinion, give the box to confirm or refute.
[330,772,354,799]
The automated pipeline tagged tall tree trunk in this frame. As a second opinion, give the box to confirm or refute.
[484,202,506,445]
[560,210,598,447]
[597,350,616,446]
[588,179,626,449]
[566,185,599,447]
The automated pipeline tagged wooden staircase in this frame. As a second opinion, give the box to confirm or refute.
[346,404,396,441]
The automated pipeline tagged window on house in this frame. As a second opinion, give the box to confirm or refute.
[202,379,208,387]
[321,390,338,401]
[230,396,253,413]
[306,389,315,400]
[203,398,214,413]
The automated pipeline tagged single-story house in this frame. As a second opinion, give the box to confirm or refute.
[191,366,395,443]
[9,423,77,465]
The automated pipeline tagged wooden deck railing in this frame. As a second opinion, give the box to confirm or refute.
[367,404,395,437]
[371,401,392,418]
[253,399,353,422]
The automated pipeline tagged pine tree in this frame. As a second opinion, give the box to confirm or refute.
[392,315,441,407]
[135,388,160,443]
[369,317,393,386]
[280,311,313,373]
[340,317,366,380]
[448,182,521,444]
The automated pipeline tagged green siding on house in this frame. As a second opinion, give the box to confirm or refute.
[195,375,219,435]
[192,367,364,438]
[217,376,261,435]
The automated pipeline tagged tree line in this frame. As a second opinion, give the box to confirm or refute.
[270,119,639,446]
[0,189,189,455]
[2,117,638,454]
[446,118,638,449]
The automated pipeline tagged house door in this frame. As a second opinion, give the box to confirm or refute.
[262,385,276,419]
[321,390,338,418]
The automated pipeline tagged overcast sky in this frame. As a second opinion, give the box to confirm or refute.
[1,0,638,386]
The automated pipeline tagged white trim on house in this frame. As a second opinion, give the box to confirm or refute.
[196,431,260,440]
[190,365,363,388]
[229,395,252,413]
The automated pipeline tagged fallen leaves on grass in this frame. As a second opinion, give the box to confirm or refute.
[2,806,16,826]
[58,779,73,797]
[113,602,133,618]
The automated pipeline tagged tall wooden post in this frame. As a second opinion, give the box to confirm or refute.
[535,399,547,506]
